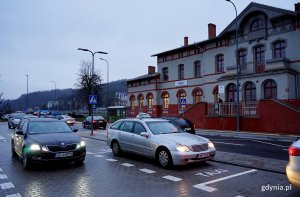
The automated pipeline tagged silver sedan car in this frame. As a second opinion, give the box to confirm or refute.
[107,118,216,168]
[286,139,300,188]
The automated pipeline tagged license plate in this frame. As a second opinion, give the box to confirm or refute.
[197,152,209,158]
[55,152,73,158]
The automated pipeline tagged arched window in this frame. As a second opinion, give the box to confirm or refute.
[129,95,135,110]
[162,92,169,109]
[177,90,186,110]
[216,54,224,73]
[146,93,153,109]
[273,40,286,59]
[263,79,277,99]
[226,83,237,102]
[244,82,256,102]
[194,61,201,77]
[250,18,265,32]
[137,94,144,110]
[192,88,203,104]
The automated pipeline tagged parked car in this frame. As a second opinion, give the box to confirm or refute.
[286,139,300,188]
[82,116,107,129]
[8,113,26,129]
[162,116,195,134]
[107,118,215,168]
[11,118,86,169]
[57,115,76,126]
[1,114,11,121]
[136,113,151,118]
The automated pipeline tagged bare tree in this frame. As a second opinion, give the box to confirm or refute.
[75,60,102,115]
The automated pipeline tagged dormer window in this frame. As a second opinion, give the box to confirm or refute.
[250,18,265,32]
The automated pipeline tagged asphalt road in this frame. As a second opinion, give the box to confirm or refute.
[199,134,291,161]
[0,122,299,197]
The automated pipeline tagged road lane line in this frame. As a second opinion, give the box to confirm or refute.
[163,175,182,182]
[213,141,245,146]
[251,139,289,148]
[0,135,5,140]
[0,182,15,190]
[193,169,257,192]
[106,158,118,162]
[139,168,156,174]
[121,163,135,167]
[94,155,104,158]
[0,174,8,179]
[6,193,22,197]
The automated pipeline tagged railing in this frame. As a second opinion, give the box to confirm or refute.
[207,101,259,116]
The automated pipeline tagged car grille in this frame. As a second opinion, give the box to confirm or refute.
[47,144,77,152]
[191,144,208,152]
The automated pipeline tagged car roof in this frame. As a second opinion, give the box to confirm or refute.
[27,118,61,122]
[124,118,169,123]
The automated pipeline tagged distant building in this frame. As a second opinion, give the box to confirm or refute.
[127,2,300,119]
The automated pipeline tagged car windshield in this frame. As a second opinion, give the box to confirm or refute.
[28,121,73,134]
[146,121,183,135]
[12,113,25,119]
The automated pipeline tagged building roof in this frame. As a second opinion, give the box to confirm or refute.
[152,2,297,57]
[127,72,160,83]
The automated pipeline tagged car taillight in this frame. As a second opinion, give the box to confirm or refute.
[289,146,300,156]
[93,120,97,123]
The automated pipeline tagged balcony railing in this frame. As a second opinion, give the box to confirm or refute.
[207,101,259,116]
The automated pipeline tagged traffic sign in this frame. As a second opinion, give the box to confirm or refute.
[89,95,97,105]
[180,98,186,105]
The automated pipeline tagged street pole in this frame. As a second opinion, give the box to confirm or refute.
[25,75,29,112]
[50,80,56,110]
[226,0,240,132]
[99,58,110,107]
[78,48,108,135]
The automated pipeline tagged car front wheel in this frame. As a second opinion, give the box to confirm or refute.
[22,151,31,170]
[157,148,173,168]
[11,143,17,158]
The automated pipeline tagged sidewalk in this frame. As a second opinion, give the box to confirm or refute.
[77,129,290,174]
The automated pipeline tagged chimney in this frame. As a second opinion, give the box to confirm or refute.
[208,23,216,39]
[148,66,155,74]
[295,3,300,13]
[184,36,189,46]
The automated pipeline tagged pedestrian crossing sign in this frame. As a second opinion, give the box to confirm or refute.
[89,95,97,105]
[180,98,186,105]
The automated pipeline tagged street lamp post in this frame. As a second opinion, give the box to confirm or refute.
[25,75,29,111]
[50,80,57,110]
[226,0,240,132]
[78,48,108,135]
[99,58,110,107]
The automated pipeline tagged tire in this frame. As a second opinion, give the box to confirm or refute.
[8,124,11,129]
[111,141,122,157]
[82,123,85,128]
[22,150,31,170]
[11,143,17,158]
[157,148,173,168]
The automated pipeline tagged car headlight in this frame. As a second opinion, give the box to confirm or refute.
[30,144,41,151]
[208,142,215,149]
[176,144,190,152]
[41,146,49,152]
[77,141,86,149]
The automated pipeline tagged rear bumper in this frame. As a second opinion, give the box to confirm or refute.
[286,162,300,188]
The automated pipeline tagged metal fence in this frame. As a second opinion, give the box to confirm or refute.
[207,101,259,116]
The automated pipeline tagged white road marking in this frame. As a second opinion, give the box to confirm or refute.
[0,174,8,179]
[235,195,244,197]
[0,168,2,172]
[251,139,289,148]
[213,141,245,146]
[0,182,15,190]
[139,168,156,174]
[0,135,5,140]
[6,194,22,197]
[94,155,104,158]
[163,175,182,182]
[121,163,135,167]
[193,169,257,192]
[106,158,118,162]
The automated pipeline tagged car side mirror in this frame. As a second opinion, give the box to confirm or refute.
[73,128,78,132]
[15,129,24,135]
[140,132,149,138]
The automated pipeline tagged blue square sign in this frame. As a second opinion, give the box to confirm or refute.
[89,95,97,105]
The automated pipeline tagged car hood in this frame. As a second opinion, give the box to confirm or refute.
[28,133,81,145]
[156,133,209,145]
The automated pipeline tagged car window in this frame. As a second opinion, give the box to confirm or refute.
[22,120,28,134]
[28,121,73,134]
[146,121,183,135]
[110,121,124,130]
[120,121,134,133]
[16,120,25,131]
[133,122,146,135]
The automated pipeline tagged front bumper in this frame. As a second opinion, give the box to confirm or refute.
[171,148,216,165]
[26,148,86,163]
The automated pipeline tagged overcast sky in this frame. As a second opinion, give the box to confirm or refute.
[0,0,296,100]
